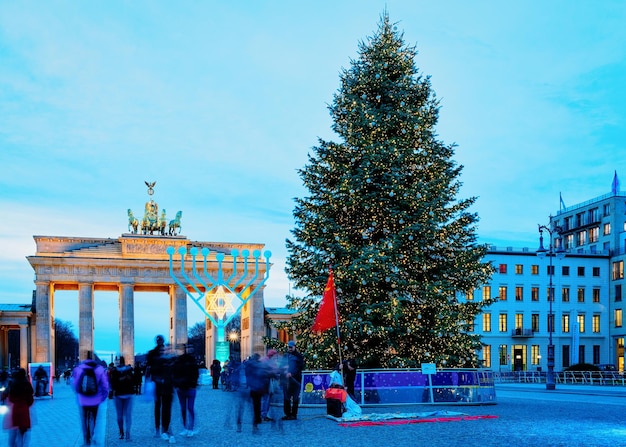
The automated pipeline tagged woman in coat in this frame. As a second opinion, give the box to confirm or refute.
[6,368,35,447]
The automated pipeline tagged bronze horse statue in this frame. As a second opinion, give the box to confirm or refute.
[127,209,139,234]
[168,211,182,236]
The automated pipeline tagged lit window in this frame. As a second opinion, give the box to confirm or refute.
[577,287,585,303]
[616,309,623,328]
[515,286,523,301]
[482,286,491,301]
[577,314,585,333]
[562,287,570,302]
[604,223,611,235]
[612,261,624,280]
[531,287,539,301]
[482,345,491,368]
[483,314,491,332]
[531,265,539,275]
[499,286,507,301]
[499,314,507,332]
[593,288,600,303]
[515,264,523,274]
[562,314,570,333]
[592,314,600,333]
[531,345,540,365]
[499,345,507,366]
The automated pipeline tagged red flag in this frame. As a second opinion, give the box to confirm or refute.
[311,270,339,332]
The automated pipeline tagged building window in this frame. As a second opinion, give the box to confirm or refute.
[531,287,539,302]
[589,208,599,222]
[515,286,523,301]
[593,288,600,303]
[616,309,623,328]
[531,345,540,365]
[499,314,507,332]
[482,286,491,301]
[593,267,600,277]
[592,314,600,333]
[531,265,539,275]
[578,314,585,333]
[604,222,611,235]
[589,227,599,243]
[577,287,585,303]
[465,290,474,301]
[593,345,601,365]
[566,234,574,249]
[616,284,622,302]
[547,287,555,302]
[531,314,539,332]
[577,230,586,246]
[499,286,507,301]
[483,313,491,332]
[579,345,586,364]
[515,313,523,330]
[562,345,570,368]
[562,314,570,333]
[499,345,507,366]
[499,264,507,274]
[482,345,491,368]
[547,265,555,276]
[576,213,585,227]
[604,203,611,216]
[613,261,624,280]
[562,287,570,302]
[577,266,585,277]
[562,266,570,276]
[548,314,554,333]
[515,264,523,274]
[467,319,475,332]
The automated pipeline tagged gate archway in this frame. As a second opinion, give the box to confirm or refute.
[27,235,268,367]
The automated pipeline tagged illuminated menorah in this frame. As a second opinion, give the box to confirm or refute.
[167,246,271,362]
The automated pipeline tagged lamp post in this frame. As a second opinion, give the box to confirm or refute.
[537,221,565,390]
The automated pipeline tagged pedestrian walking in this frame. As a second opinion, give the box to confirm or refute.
[260,349,279,421]
[209,359,221,390]
[110,356,135,441]
[281,341,304,420]
[146,334,176,444]
[5,368,34,447]
[173,348,199,438]
[72,354,109,446]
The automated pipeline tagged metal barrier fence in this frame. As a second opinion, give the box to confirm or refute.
[494,370,626,385]
[299,368,497,407]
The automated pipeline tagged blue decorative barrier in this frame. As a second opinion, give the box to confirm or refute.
[300,368,496,406]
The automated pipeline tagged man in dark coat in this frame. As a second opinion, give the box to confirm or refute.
[281,341,304,420]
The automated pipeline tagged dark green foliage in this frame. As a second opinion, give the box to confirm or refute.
[285,13,494,370]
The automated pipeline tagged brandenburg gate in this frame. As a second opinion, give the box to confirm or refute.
[26,184,270,367]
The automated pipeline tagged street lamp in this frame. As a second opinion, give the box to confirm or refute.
[537,221,566,390]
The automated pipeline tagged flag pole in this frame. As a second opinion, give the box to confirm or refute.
[329,267,344,384]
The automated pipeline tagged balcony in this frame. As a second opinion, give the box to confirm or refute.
[511,328,534,338]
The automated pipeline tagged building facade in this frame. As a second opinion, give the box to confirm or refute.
[473,190,626,371]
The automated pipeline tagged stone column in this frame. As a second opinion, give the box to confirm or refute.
[34,281,52,363]
[19,325,28,370]
[78,282,94,360]
[170,285,188,354]
[119,283,135,364]
[251,285,266,355]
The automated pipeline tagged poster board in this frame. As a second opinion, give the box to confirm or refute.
[28,362,53,398]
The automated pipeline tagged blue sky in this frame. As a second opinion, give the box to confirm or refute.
[2,1,626,354]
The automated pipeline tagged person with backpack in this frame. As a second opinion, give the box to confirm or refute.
[72,354,109,446]
[110,356,135,441]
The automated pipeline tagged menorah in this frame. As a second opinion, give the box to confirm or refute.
[167,246,271,362]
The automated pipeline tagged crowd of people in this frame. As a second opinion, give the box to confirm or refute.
[1,335,359,446]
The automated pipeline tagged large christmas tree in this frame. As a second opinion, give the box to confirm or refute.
[284,14,494,369]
